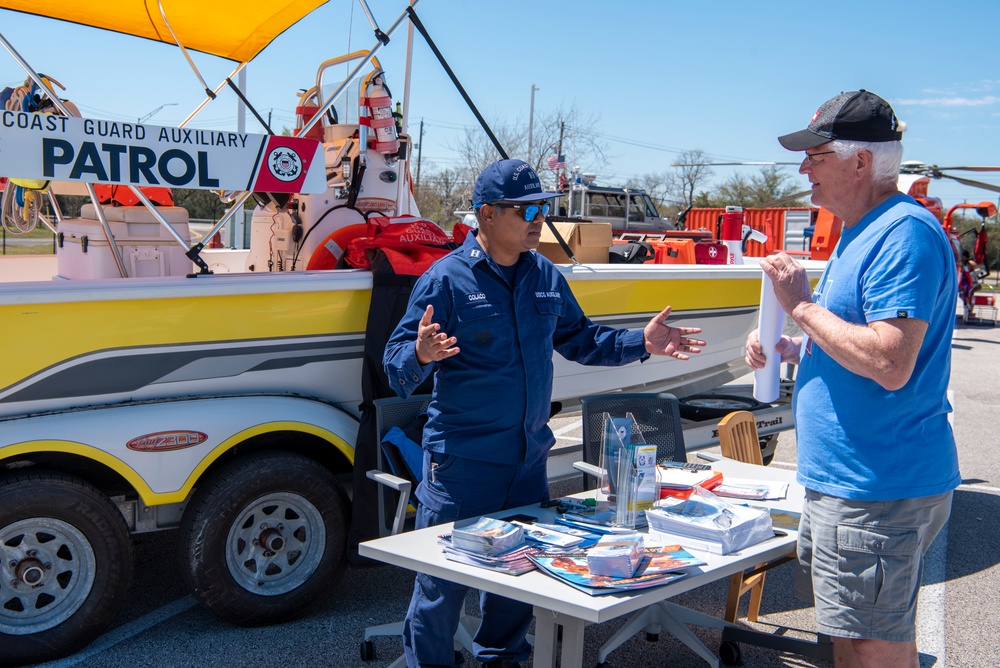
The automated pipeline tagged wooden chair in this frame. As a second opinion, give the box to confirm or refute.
[718,410,795,624]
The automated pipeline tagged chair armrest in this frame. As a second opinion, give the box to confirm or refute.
[572,461,605,478]
[366,470,413,537]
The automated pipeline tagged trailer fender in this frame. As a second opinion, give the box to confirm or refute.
[0,395,359,506]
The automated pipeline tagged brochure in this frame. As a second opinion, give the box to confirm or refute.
[586,534,644,578]
[514,521,586,549]
[656,467,723,490]
[451,517,524,556]
[749,507,801,532]
[530,522,601,548]
[644,487,773,555]
[553,516,638,535]
[713,477,789,501]
[438,535,537,575]
[528,553,688,596]
[615,443,658,528]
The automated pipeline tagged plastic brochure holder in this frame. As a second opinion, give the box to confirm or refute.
[615,440,658,529]
[597,413,657,529]
[598,414,632,500]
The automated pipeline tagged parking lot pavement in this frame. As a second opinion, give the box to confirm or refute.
[23,317,1000,667]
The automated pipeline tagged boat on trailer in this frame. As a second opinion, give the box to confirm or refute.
[0,1,824,664]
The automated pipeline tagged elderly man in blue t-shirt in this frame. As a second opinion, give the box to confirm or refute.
[385,158,705,668]
[745,90,960,668]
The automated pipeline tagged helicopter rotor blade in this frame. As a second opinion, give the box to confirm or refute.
[936,173,1000,194]
[934,166,1000,172]
[671,161,800,167]
[762,189,813,207]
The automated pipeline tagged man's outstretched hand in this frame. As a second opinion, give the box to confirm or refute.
[643,306,705,360]
[415,304,460,365]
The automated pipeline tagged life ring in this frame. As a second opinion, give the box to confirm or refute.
[306,223,369,270]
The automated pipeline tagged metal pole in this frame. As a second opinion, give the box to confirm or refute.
[416,119,424,189]
[528,84,538,161]
[237,69,247,134]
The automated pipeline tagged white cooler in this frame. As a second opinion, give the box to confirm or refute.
[57,204,194,279]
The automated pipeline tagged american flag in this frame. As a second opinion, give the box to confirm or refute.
[546,154,566,170]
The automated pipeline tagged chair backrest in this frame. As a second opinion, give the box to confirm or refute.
[717,410,763,466]
[374,394,432,445]
[580,392,685,487]
[371,394,431,537]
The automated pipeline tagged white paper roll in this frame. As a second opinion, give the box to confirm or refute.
[753,273,786,403]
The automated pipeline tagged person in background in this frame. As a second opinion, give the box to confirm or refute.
[384,158,705,668]
[745,90,959,668]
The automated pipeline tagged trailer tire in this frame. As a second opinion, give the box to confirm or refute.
[0,472,133,666]
[179,451,348,626]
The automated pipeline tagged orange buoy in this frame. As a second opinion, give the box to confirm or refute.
[306,223,369,270]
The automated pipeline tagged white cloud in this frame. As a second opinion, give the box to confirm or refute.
[896,96,999,107]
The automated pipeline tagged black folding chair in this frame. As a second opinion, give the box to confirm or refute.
[572,392,703,665]
[577,391,686,490]
[361,395,480,665]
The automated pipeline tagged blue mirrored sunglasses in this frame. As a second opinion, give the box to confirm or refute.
[493,202,550,221]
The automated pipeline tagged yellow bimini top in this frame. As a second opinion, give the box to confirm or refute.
[0,0,328,62]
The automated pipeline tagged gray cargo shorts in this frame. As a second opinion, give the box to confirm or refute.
[794,489,952,642]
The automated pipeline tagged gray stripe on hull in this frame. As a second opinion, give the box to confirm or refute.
[1,336,364,404]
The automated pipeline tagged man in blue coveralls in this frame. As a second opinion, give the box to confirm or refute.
[384,158,706,668]
[745,90,959,668]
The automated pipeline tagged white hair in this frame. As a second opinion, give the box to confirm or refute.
[829,139,903,186]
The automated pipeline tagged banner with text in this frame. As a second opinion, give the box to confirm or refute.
[0,111,326,194]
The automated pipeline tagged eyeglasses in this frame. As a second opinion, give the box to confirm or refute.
[492,201,550,221]
[803,150,837,166]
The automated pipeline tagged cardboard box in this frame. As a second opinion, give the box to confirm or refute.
[537,222,612,264]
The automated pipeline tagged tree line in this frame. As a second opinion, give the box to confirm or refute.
[409,106,809,228]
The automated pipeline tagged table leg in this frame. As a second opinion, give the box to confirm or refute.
[531,607,559,668]
[530,607,587,668]
[559,615,587,668]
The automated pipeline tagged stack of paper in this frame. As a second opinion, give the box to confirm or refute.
[438,535,537,575]
[712,478,788,500]
[656,466,724,499]
[451,517,524,556]
[527,543,704,596]
[645,493,773,555]
[586,534,643,578]
[516,522,588,549]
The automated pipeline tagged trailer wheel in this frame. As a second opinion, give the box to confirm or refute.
[0,472,133,666]
[179,451,349,626]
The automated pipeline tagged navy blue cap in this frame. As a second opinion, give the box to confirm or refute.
[472,159,561,206]
[778,90,903,151]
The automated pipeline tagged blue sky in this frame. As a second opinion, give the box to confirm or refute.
[2,0,998,210]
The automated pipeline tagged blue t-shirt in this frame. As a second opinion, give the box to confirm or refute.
[384,231,648,468]
[793,194,960,501]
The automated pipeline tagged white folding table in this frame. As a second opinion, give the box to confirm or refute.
[360,457,831,668]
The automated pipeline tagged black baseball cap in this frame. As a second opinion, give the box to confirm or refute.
[778,90,903,151]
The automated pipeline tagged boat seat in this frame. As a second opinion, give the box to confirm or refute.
[81,203,190,224]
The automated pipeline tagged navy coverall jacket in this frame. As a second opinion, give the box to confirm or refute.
[384,231,648,470]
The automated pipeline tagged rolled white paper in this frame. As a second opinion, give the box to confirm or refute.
[753,273,786,403]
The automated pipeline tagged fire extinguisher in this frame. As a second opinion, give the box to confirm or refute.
[294,88,326,142]
[360,71,399,155]
[720,206,746,265]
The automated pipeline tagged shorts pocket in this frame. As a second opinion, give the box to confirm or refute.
[836,524,919,613]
